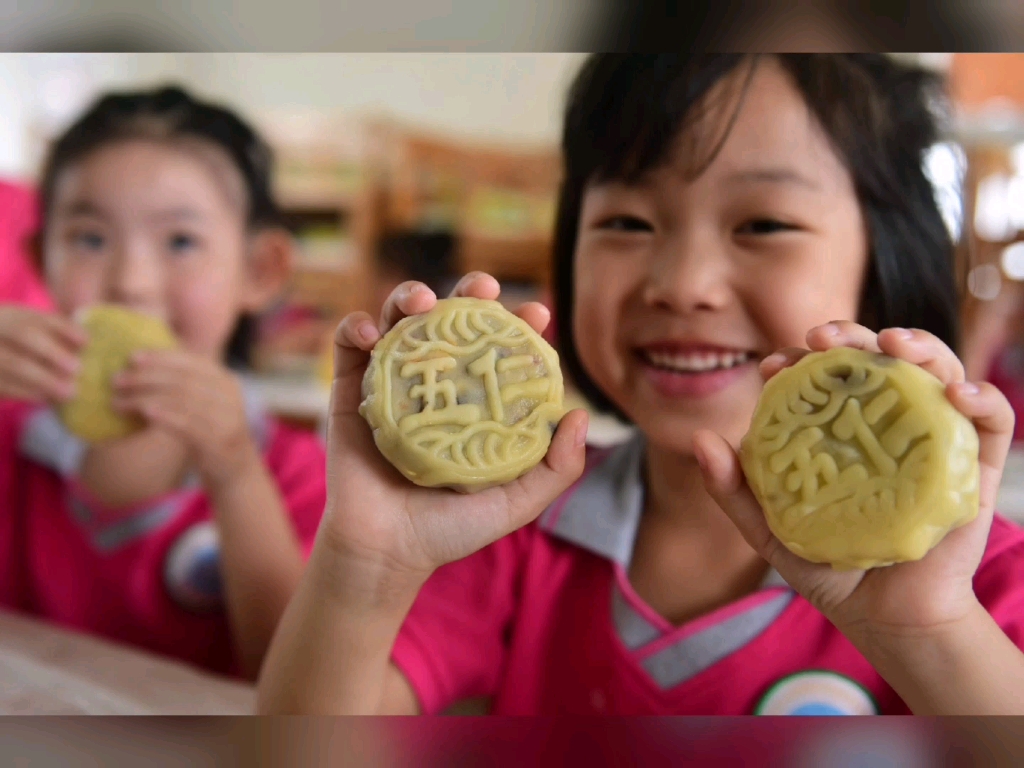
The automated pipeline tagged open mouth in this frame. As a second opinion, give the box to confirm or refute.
[639,349,755,374]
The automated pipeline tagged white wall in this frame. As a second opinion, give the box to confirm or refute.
[0,53,586,179]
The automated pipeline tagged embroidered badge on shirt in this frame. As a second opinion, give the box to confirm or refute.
[754,670,878,715]
[163,520,223,613]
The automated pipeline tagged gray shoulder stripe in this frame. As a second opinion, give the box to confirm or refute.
[641,592,794,690]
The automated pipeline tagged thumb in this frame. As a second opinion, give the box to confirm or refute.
[692,429,790,567]
[500,409,589,532]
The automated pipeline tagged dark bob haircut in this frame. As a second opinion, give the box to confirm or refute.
[38,85,283,370]
[553,54,959,418]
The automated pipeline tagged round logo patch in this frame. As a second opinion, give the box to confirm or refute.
[163,521,223,613]
[755,671,878,716]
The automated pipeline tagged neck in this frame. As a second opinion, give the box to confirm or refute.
[643,439,752,546]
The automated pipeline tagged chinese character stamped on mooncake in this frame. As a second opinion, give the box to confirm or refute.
[359,297,566,493]
[740,346,980,571]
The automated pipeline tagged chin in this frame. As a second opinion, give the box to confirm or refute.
[632,409,748,455]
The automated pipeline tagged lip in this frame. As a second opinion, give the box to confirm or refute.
[639,341,752,355]
[634,342,759,399]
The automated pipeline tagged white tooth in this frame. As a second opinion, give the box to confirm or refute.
[701,354,716,371]
[721,353,735,368]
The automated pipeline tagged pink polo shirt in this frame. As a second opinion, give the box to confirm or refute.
[391,435,1024,715]
[0,181,51,311]
[0,387,326,677]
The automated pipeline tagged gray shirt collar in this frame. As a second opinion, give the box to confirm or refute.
[539,432,785,590]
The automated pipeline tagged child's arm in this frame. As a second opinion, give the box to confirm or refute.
[202,444,303,679]
[696,321,1024,715]
[257,544,422,714]
[113,351,306,679]
[853,599,1024,715]
[257,274,587,714]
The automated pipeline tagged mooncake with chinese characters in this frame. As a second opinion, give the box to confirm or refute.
[359,297,565,492]
[60,305,178,442]
[739,347,979,571]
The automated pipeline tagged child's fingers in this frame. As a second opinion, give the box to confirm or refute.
[7,325,81,376]
[946,381,1015,474]
[877,328,966,385]
[759,348,810,380]
[39,313,88,349]
[0,345,75,402]
[692,429,822,580]
[448,272,501,301]
[806,321,881,353]
[379,282,437,333]
[124,393,195,439]
[499,409,588,532]
[331,312,380,416]
[513,302,551,336]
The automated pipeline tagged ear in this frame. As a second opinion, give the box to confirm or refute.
[240,227,294,313]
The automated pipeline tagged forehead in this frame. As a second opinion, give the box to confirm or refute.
[663,57,852,190]
[51,139,247,218]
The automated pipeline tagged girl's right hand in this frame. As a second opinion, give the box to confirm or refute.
[0,305,85,403]
[318,273,589,602]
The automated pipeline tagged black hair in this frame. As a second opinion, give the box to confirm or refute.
[39,84,284,370]
[553,54,959,418]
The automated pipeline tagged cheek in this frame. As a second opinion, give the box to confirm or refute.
[46,252,106,316]
[751,246,867,349]
[571,250,638,386]
[168,260,243,353]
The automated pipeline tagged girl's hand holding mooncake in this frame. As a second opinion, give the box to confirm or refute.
[693,321,1015,645]
[0,305,86,403]
[111,350,256,492]
[319,273,588,603]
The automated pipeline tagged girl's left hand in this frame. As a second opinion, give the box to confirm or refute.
[693,321,1016,646]
[112,351,256,491]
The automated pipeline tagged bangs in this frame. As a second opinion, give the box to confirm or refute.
[562,54,756,187]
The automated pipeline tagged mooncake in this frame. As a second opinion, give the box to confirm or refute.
[60,305,178,443]
[359,297,565,493]
[739,347,980,571]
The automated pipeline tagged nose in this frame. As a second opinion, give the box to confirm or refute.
[641,228,733,314]
[106,238,162,313]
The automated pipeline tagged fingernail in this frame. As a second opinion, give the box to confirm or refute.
[358,323,377,343]
[890,328,913,340]
[574,419,588,447]
[960,382,980,396]
[762,353,787,367]
[821,324,840,337]
[693,443,708,474]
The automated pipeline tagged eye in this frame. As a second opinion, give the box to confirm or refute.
[736,218,799,235]
[168,232,199,254]
[596,215,654,233]
[71,231,105,251]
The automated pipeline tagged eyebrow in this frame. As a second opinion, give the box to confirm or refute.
[726,168,821,190]
[59,202,205,222]
[61,200,105,218]
[151,208,205,222]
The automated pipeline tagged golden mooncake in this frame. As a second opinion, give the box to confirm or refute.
[359,297,565,493]
[739,347,980,571]
[60,305,178,443]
